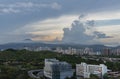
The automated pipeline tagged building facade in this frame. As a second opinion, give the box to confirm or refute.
[44,59,73,79]
[76,62,108,78]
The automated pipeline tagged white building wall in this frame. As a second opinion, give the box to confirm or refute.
[84,72,90,78]
[76,62,108,78]
[100,64,107,75]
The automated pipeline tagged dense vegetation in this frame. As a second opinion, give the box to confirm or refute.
[0,49,120,79]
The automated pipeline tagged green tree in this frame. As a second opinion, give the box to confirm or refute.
[90,74,99,79]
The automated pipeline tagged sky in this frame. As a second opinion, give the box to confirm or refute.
[1,0,120,46]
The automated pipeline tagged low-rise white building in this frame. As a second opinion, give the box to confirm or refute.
[76,62,108,78]
[44,59,73,79]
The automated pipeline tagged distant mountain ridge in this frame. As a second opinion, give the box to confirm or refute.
[0,42,118,51]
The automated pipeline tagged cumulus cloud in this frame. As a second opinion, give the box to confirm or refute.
[13,15,77,42]
[62,15,112,44]
[93,31,112,38]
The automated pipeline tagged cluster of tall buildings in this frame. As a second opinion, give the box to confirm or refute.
[55,47,101,55]
[54,47,120,56]
[43,58,108,79]
[23,46,120,56]
[103,48,120,56]
[23,46,52,51]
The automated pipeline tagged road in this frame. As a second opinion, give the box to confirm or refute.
[28,69,43,79]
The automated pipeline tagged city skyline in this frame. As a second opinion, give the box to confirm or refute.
[0,0,120,46]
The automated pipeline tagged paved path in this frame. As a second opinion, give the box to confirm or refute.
[28,69,43,79]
